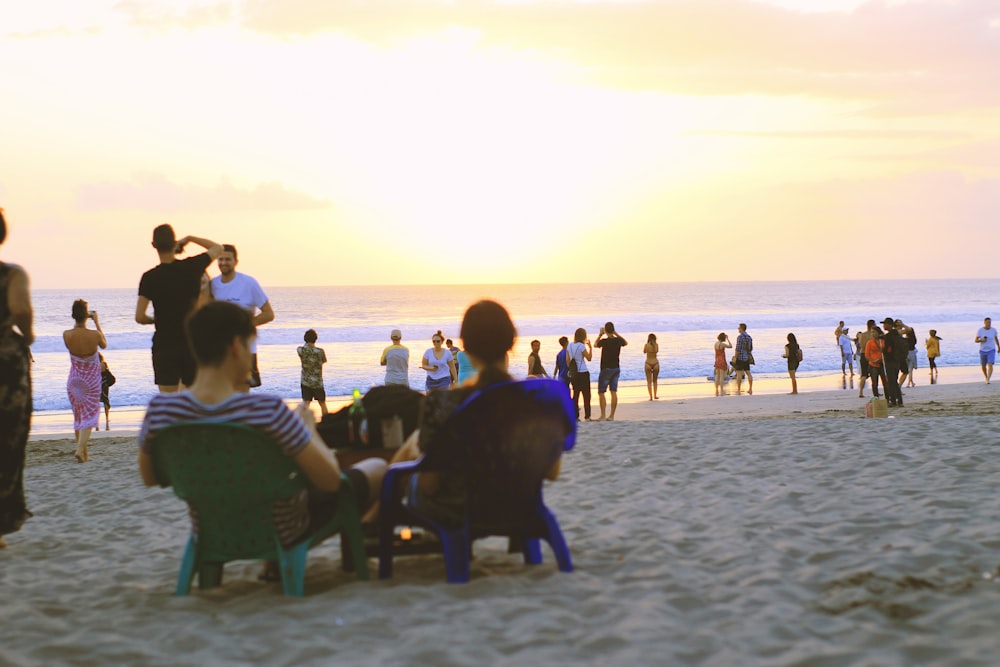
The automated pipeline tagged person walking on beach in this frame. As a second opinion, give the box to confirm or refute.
[713,333,732,397]
[865,328,886,399]
[297,329,328,417]
[136,224,223,393]
[137,302,386,582]
[855,320,876,398]
[733,323,753,395]
[63,300,107,462]
[211,244,274,388]
[782,333,802,394]
[421,331,456,391]
[975,317,999,384]
[838,327,854,378]
[568,328,593,421]
[880,318,905,407]
[0,209,35,548]
[926,330,942,384]
[100,354,115,431]
[595,322,627,421]
[380,329,410,386]
[553,336,570,389]
[527,340,549,378]
[644,333,660,400]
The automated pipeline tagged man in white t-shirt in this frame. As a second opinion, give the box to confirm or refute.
[211,244,275,387]
[838,327,854,378]
[974,317,999,384]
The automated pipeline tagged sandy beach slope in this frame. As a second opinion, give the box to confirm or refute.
[5,382,1000,666]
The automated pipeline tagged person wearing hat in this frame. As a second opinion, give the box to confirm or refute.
[837,326,854,378]
[925,329,942,384]
[380,329,410,386]
[881,317,906,407]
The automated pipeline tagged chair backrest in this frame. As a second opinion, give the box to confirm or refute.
[420,379,576,535]
[150,422,308,560]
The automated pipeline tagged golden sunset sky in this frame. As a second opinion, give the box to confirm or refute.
[2,0,998,288]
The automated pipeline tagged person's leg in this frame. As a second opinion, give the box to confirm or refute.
[645,365,653,400]
[581,373,592,420]
[714,369,723,396]
[981,352,989,381]
[789,369,797,394]
[652,364,659,399]
[76,427,93,462]
[608,369,620,420]
[746,370,753,395]
[735,369,744,393]
[104,402,110,430]
[598,392,607,421]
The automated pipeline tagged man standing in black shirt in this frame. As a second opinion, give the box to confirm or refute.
[881,317,905,408]
[595,321,628,421]
[135,224,223,393]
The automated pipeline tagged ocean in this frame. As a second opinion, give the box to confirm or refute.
[27,279,999,415]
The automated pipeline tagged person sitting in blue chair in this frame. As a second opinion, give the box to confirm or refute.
[137,301,386,580]
[389,299,562,525]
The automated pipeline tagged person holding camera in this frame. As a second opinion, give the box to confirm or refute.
[595,321,627,421]
[63,300,107,462]
[136,224,223,393]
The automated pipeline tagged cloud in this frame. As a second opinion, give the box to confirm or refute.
[77,173,332,212]
[234,0,1000,111]
[113,0,234,30]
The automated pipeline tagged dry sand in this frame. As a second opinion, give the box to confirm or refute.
[5,381,1000,665]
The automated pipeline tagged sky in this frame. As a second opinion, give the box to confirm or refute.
[2,0,999,288]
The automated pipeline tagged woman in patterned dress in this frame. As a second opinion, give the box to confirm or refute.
[0,209,35,547]
[63,299,107,462]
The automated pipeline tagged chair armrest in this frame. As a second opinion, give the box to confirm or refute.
[379,459,422,509]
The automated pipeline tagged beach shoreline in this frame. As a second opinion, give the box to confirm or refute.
[28,363,997,440]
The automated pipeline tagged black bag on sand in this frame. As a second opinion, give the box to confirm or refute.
[316,385,424,449]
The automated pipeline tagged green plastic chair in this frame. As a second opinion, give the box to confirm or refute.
[149,421,369,596]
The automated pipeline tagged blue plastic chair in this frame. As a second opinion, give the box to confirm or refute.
[150,422,369,597]
[377,378,576,583]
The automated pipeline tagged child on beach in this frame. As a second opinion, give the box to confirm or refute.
[926,330,942,384]
[297,329,328,416]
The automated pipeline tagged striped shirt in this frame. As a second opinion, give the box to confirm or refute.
[138,391,313,546]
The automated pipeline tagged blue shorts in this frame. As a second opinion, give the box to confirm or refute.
[425,375,451,391]
[980,349,996,365]
[598,368,621,393]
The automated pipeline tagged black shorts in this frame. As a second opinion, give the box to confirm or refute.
[303,468,370,537]
[859,356,870,375]
[152,343,196,387]
[733,359,751,371]
[301,384,326,403]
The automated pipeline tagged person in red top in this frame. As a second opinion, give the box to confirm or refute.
[864,329,887,399]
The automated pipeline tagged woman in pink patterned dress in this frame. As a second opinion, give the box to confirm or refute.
[63,299,107,462]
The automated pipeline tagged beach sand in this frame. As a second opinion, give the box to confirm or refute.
[5,381,1000,665]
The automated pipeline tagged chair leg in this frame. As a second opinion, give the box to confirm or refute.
[440,531,471,584]
[377,516,396,580]
[175,536,198,596]
[278,543,308,597]
[522,539,543,566]
[541,510,573,573]
[342,519,370,581]
[197,562,224,590]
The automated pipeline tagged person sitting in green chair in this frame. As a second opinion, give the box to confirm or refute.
[137,301,386,579]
